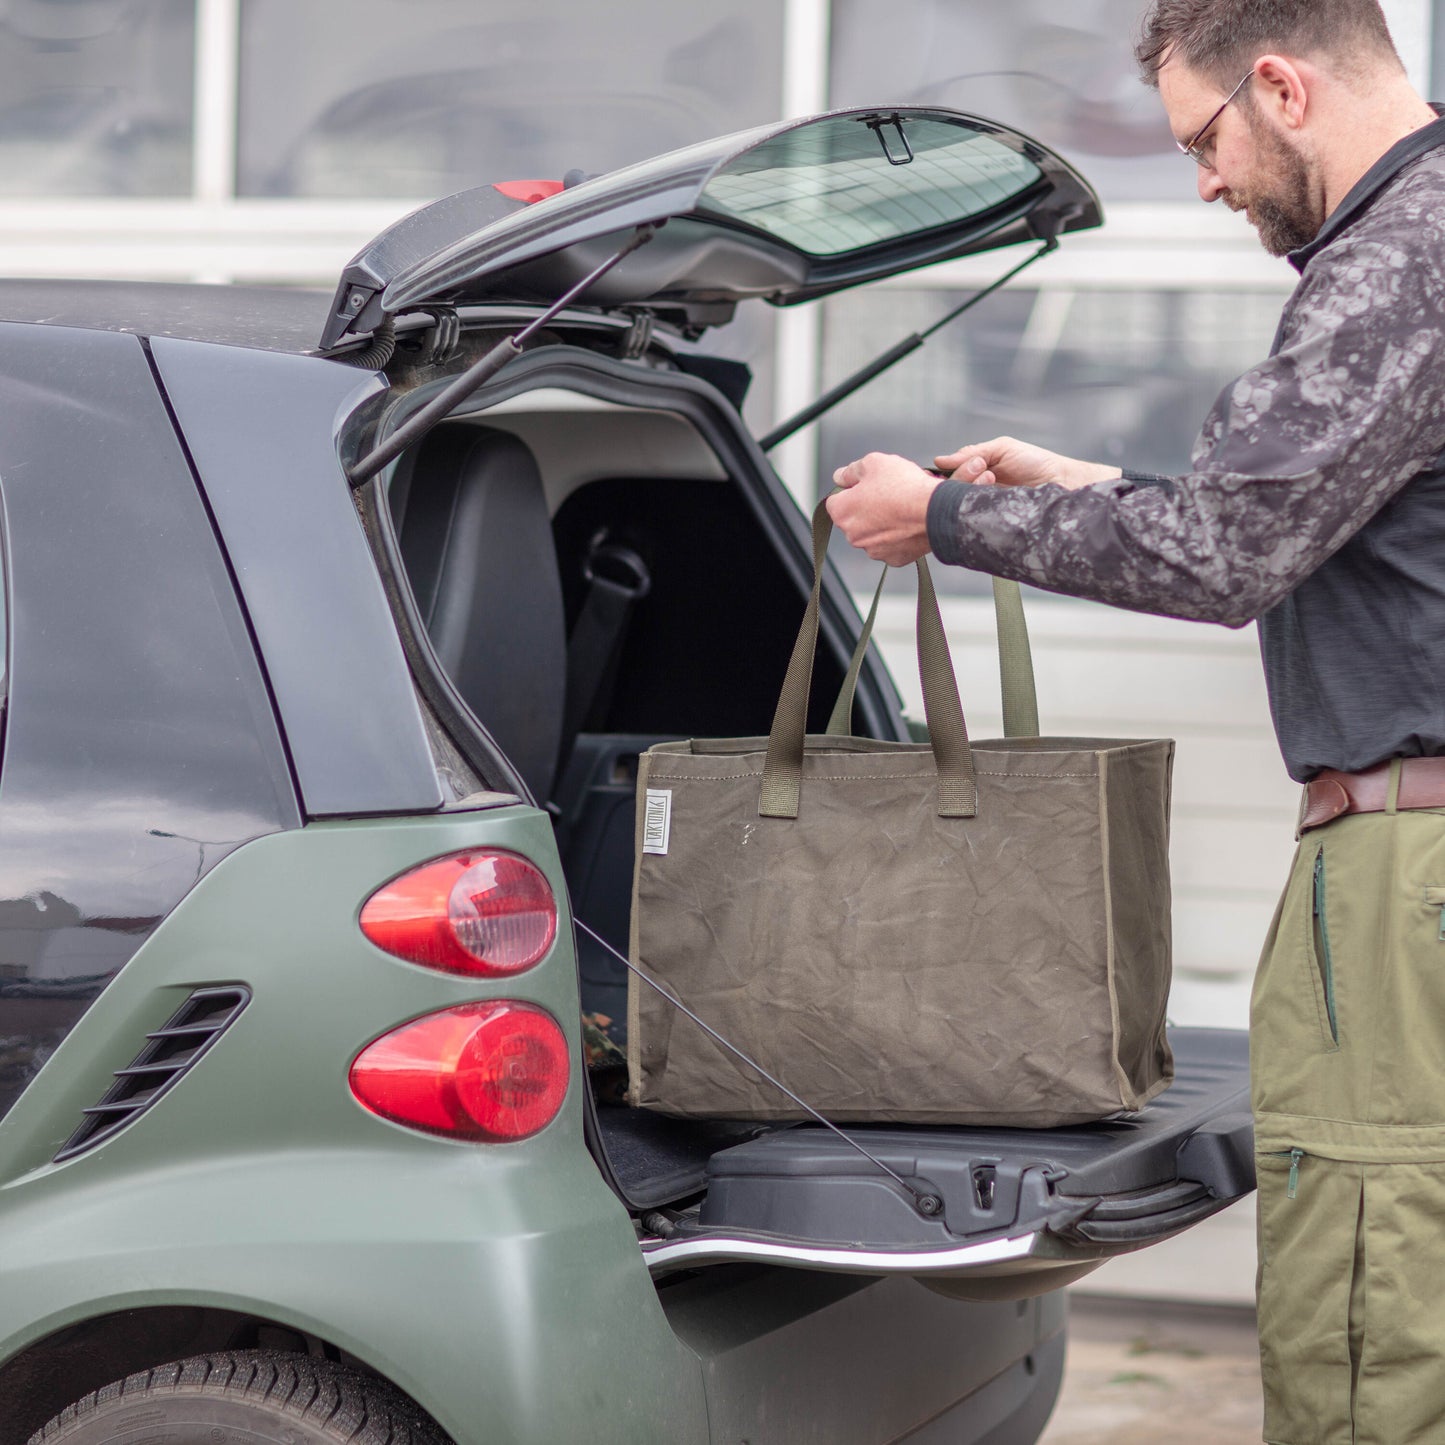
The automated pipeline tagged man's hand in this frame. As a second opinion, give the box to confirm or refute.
[935,437,1123,491]
[827,453,940,565]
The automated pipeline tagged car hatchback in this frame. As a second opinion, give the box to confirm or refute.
[0,107,1253,1445]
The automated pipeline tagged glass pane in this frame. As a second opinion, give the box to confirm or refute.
[702,117,1041,256]
[0,0,194,197]
[817,283,1290,594]
[830,0,1200,206]
[1432,0,1445,103]
[238,0,784,199]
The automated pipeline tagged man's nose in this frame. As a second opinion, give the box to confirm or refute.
[1197,165,1225,203]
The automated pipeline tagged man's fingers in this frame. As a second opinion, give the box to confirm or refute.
[936,451,989,481]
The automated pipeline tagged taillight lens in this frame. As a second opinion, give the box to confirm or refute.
[360,851,557,976]
[349,1001,570,1142]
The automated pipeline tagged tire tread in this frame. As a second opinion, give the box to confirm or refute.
[27,1349,450,1445]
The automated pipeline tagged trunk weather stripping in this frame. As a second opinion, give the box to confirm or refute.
[760,234,1058,453]
[347,224,660,487]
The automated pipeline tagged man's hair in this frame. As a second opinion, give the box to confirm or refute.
[1135,0,1402,88]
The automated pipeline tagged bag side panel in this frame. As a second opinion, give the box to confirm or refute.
[1101,740,1176,1107]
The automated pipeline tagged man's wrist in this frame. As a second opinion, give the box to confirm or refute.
[925,479,971,564]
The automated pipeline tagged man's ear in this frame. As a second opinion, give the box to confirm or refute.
[1253,54,1309,131]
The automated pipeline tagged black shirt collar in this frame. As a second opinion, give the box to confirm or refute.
[1288,106,1445,272]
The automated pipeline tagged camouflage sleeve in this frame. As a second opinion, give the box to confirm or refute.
[925,227,1445,627]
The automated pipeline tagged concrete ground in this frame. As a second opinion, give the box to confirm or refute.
[1037,1295,1264,1444]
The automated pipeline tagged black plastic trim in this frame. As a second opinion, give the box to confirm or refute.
[54,986,251,1162]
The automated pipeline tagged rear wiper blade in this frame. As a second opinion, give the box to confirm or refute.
[759,234,1058,454]
[348,223,660,486]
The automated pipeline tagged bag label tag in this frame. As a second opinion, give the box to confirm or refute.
[643,789,673,855]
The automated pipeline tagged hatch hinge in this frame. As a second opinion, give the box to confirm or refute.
[619,308,655,361]
[347,223,661,487]
[411,306,463,366]
[321,272,385,352]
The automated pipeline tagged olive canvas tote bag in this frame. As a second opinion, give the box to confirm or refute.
[626,504,1175,1126]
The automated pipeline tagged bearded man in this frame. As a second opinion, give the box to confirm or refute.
[827,2,1445,1440]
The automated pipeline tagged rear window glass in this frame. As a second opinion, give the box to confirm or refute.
[699,115,1042,257]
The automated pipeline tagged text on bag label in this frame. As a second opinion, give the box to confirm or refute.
[643,789,673,855]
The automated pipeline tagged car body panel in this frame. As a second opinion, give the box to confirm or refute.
[322,107,1102,347]
[0,811,1057,1445]
[0,809,708,1445]
[0,323,300,1126]
[151,337,445,818]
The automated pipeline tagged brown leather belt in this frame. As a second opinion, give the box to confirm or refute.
[1301,757,1445,833]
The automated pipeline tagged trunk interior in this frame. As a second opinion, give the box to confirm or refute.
[379,348,1255,1290]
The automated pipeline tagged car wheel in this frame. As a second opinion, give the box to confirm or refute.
[29,1350,450,1445]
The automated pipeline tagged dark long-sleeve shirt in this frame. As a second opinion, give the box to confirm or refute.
[926,116,1445,781]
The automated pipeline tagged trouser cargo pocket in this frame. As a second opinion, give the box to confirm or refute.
[1258,1151,1445,1445]
[1254,813,1445,1126]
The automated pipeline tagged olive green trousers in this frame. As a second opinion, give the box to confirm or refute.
[1252,794,1445,1445]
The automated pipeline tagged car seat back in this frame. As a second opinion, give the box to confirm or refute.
[396,426,565,802]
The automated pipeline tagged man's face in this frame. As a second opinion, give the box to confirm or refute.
[1160,59,1325,256]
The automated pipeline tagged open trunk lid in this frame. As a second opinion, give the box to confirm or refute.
[320,106,1101,349]
[634,1029,1252,1298]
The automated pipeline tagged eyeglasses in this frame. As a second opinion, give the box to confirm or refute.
[1177,69,1254,167]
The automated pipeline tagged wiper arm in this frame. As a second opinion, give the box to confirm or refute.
[759,234,1058,454]
[348,223,660,486]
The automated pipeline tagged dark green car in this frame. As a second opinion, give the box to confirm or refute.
[0,109,1252,1444]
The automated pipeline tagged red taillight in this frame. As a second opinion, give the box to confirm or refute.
[349,1001,570,1142]
[360,851,557,977]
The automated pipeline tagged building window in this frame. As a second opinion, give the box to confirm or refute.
[0,0,195,197]
[817,284,1287,593]
[235,0,785,198]
[829,0,1199,207]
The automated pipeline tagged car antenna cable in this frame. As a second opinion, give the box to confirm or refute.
[347,222,661,487]
[574,918,944,1219]
[758,233,1059,454]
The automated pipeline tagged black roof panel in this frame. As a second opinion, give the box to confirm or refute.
[0,279,332,354]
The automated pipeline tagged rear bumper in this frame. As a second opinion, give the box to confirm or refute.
[661,1268,1067,1445]
[646,1028,1253,1300]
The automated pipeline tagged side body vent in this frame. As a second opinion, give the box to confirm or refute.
[54,985,251,1163]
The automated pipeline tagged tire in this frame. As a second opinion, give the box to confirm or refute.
[28,1350,451,1445]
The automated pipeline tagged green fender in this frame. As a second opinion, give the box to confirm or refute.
[0,808,709,1445]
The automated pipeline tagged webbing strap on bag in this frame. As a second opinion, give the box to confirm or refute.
[992,575,1039,739]
[828,571,1040,742]
[759,501,977,820]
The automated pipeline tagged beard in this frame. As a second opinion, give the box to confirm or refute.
[1222,120,1323,257]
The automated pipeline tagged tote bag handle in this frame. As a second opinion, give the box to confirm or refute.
[827,575,1040,739]
[760,501,978,820]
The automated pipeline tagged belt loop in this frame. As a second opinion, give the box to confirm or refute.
[1386,758,1403,815]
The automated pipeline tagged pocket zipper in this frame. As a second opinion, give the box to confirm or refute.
[1266,1147,1307,1200]
[1313,850,1338,1043]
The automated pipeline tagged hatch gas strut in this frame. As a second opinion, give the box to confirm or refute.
[348,223,660,487]
[759,233,1059,454]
